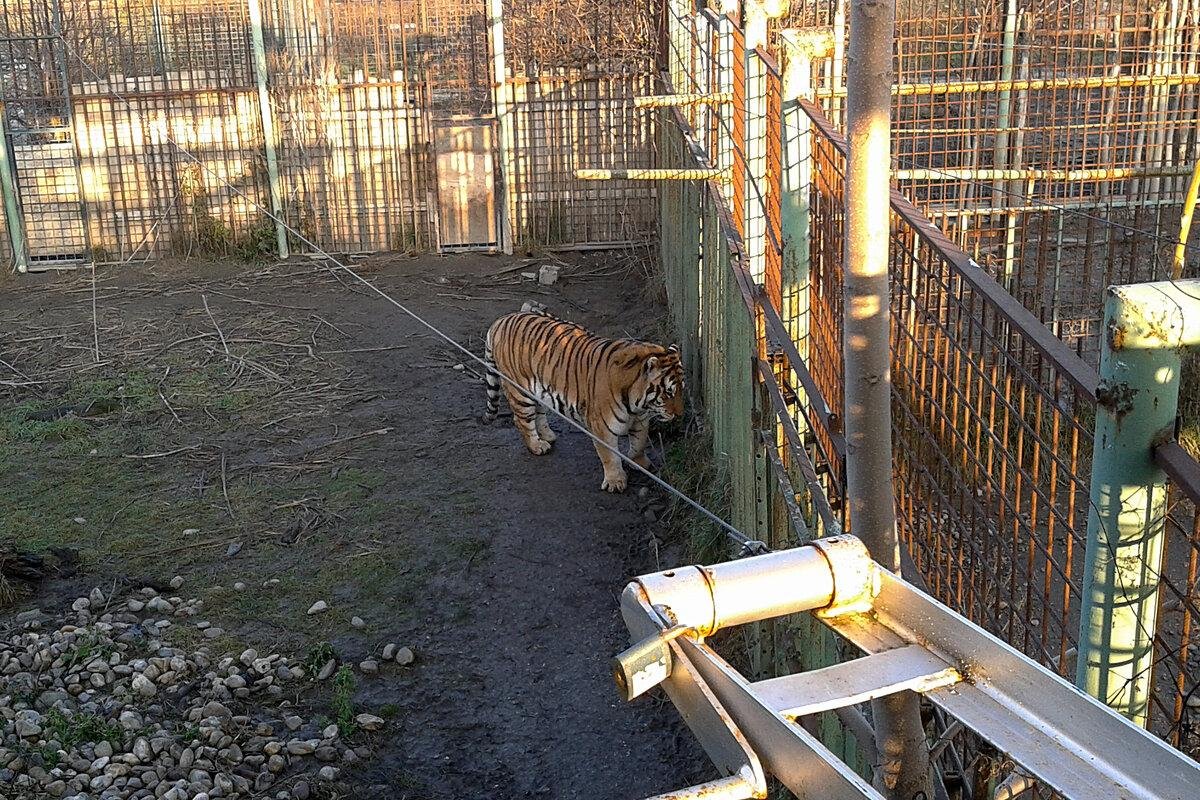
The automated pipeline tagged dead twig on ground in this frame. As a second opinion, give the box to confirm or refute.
[201,294,230,355]
[220,451,235,520]
[123,444,203,459]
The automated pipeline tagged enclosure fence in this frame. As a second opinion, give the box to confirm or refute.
[0,0,656,267]
[652,0,1200,789]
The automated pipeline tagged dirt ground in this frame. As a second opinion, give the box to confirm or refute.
[0,250,708,798]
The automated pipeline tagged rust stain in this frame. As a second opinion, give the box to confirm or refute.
[1108,320,1127,351]
[1095,378,1136,417]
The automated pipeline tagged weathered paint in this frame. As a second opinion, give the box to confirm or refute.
[1077,278,1200,726]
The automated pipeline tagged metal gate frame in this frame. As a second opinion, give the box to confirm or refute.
[0,0,91,271]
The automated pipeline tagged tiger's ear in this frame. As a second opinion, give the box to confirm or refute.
[644,355,659,372]
[668,344,679,353]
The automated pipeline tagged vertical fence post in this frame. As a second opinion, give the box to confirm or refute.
[844,0,934,795]
[0,103,27,273]
[488,0,515,255]
[247,0,289,260]
[1077,278,1200,726]
[51,0,91,262]
[779,28,834,447]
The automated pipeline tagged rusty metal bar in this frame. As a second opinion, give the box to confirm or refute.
[633,91,732,107]
[574,168,728,181]
[1154,441,1200,507]
[896,165,1194,182]
[759,300,846,456]
[815,71,1200,99]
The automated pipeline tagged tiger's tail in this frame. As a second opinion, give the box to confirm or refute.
[482,327,502,423]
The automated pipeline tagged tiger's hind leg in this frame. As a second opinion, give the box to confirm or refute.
[627,416,652,470]
[482,344,501,422]
[535,410,557,444]
[505,385,551,455]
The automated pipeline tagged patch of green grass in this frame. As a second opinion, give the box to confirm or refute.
[379,703,400,718]
[66,633,118,667]
[1180,352,1200,461]
[65,371,159,414]
[449,535,490,564]
[331,665,357,736]
[661,423,733,564]
[0,425,215,563]
[304,642,338,676]
[43,709,121,752]
[177,723,202,744]
[0,412,92,446]
[324,468,385,507]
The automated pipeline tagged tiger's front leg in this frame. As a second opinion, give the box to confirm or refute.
[504,385,551,455]
[589,425,627,492]
[627,416,651,470]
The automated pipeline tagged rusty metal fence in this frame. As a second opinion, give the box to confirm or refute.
[804,89,1200,766]
[653,0,1200,785]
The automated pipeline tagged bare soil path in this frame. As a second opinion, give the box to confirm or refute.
[0,251,707,799]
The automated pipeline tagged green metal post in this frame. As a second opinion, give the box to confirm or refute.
[0,103,27,273]
[247,0,289,260]
[1077,278,1200,726]
[780,29,834,511]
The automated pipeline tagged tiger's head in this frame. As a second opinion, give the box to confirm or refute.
[638,345,685,422]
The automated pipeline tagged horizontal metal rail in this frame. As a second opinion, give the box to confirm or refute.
[756,360,842,533]
[575,167,728,181]
[634,92,732,107]
[759,300,845,452]
[816,71,1200,98]
[924,196,1191,218]
[1154,440,1200,506]
[896,165,1194,182]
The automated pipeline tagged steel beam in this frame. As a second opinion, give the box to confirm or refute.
[615,538,1200,800]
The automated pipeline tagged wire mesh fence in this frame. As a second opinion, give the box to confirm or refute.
[653,0,1200,787]
[802,90,1200,765]
[0,0,657,265]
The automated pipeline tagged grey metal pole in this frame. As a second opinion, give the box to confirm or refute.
[247,0,289,260]
[0,103,27,273]
[488,0,515,255]
[1076,278,1200,726]
[843,0,934,795]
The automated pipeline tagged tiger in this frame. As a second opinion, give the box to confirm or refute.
[482,309,685,493]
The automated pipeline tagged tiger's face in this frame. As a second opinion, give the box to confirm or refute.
[641,345,685,422]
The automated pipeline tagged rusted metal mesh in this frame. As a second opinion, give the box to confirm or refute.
[803,97,1200,759]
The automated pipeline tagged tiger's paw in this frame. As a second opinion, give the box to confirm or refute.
[541,429,558,443]
[526,440,553,456]
[632,454,652,470]
[601,471,628,493]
